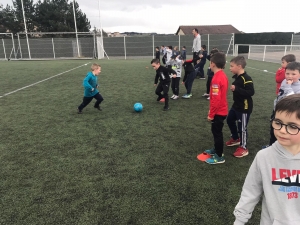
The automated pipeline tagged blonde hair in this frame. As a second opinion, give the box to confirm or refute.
[91,63,100,71]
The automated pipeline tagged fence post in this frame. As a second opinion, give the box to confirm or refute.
[2,39,6,59]
[207,34,210,53]
[248,45,251,59]
[263,45,266,61]
[290,33,294,51]
[232,33,235,56]
[153,35,154,58]
[17,33,22,59]
[52,38,55,59]
[124,36,126,60]
[284,46,287,56]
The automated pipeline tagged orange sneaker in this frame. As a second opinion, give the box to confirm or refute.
[159,98,165,102]
[233,147,249,158]
[225,138,240,146]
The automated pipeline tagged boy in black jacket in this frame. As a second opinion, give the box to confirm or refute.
[151,58,176,111]
[226,56,255,158]
[202,48,219,100]
[182,59,196,99]
[195,45,208,79]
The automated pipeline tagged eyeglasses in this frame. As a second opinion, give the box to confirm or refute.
[271,119,300,135]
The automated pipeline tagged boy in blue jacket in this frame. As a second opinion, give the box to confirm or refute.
[77,63,103,114]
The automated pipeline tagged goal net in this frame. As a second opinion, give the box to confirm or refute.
[16,32,96,60]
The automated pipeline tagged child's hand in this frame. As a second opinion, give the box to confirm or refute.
[181,82,185,85]
[199,54,203,58]
[154,84,157,86]
[207,116,213,121]
[230,85,235,91]
[286,80,293,85]
[172,74,177,78]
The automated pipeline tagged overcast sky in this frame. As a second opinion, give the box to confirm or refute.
[2,0,300,34]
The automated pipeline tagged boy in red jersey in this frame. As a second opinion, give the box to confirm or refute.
[203,52,229,164]
[275,54,295,94]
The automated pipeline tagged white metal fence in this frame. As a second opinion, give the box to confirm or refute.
[99,33,235,59]
[234,44,300,63]
[0,32,234,60]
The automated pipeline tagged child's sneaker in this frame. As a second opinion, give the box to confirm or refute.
[233,147,249,158]
[207,97,210,100]
[173,95,179,100]
[225,138,240,146]
[202,93,209,97]
[159,98,165,102]
[163,106,169,111]
[204,148,216,155]
[205,153,225,164]
[170,95,175,99]
[94,106,102,111]
[182,94,190,99]
[77,107,82,114]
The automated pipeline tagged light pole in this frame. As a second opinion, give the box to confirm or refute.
[20,0,31,59]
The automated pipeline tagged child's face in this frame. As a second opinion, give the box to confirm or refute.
[94,67,101,76]
[273,111,300,150]
[151,62,160,70]
[229,62,242,74]
[285,69,300,83]
[281,60,288,68]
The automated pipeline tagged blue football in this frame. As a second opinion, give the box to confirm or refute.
[133,103,143,112]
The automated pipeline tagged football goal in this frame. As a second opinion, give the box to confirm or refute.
[15,32,96,60]
[0,33,16,60]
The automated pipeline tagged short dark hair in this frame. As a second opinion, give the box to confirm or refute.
[210,52,226,69]
[168,46,172,50]
[285,61,300,73]
[201,45,206,50]
[275,93,300,120]
[151,58,160,64]
[182,46,186,49]
[193,28,198,33]
[282,54,296,63]
[210,49,219,55]
[230,56,247,69]
[155,46,159,49]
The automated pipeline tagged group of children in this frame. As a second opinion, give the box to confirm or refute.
[76,52,300,225]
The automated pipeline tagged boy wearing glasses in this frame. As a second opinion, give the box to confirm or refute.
[263,62,300,148]
[233,93,300,225]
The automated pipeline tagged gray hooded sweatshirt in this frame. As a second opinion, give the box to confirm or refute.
[274,79,300,109]
[234,141,300,225]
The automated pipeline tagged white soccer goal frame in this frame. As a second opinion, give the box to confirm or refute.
[16,32,97,60]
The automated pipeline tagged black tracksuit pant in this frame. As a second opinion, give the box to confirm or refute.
[171,77,180,96]
[155,82,170,108]
[78,93,104,111]
[211,115,227,157]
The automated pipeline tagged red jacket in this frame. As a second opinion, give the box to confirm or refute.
[209,70,229,118]
[275,67,285,94]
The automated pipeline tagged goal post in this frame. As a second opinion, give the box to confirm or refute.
[0,33,16,60]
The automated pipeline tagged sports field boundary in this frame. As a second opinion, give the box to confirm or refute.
[0,62,91,98]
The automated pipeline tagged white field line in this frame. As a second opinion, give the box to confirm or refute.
[0,62,90,98]
[245,66,275,74]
